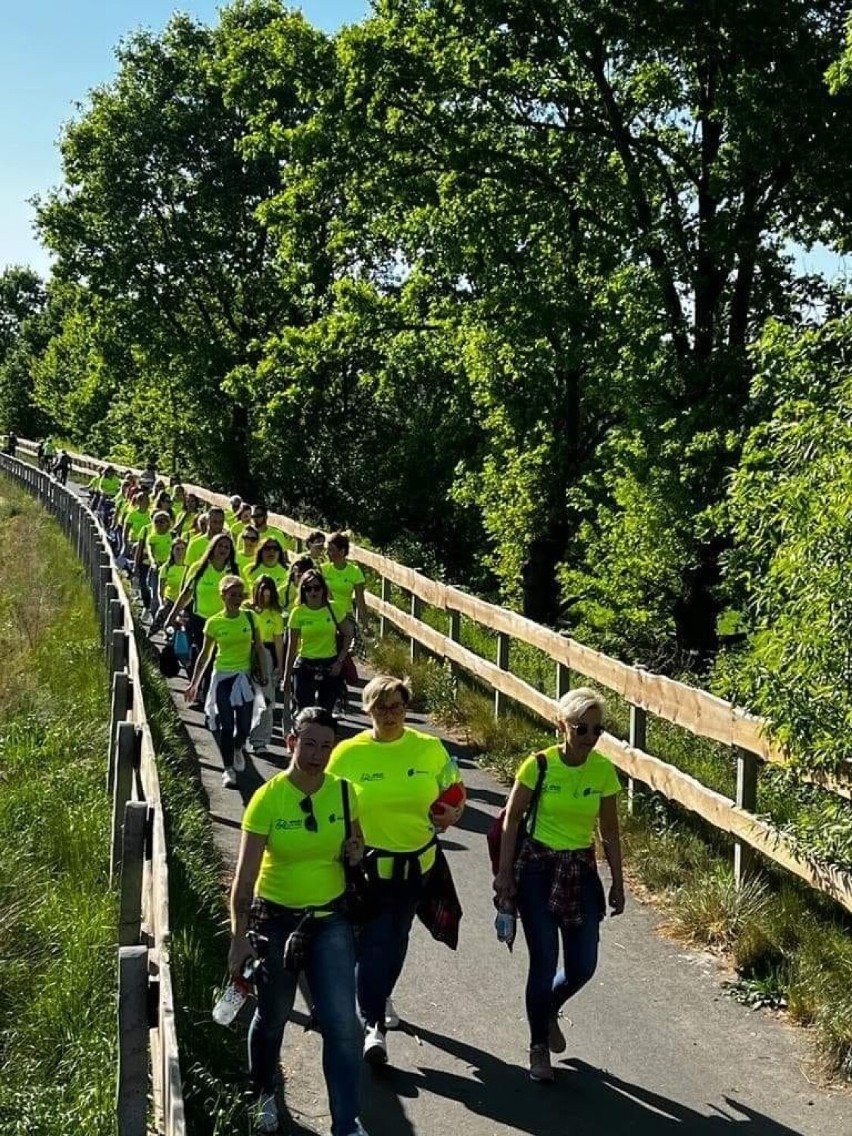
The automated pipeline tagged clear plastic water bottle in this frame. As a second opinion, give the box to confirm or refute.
[212,958,260,1026]
[495,906,517,947]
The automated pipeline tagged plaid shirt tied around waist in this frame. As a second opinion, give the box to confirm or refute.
[515,838,601,928]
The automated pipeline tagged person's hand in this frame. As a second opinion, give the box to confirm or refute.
[344,833,364,865]
[228,934,256,978]
[430,801,463,829]
[330,660,343,677]
[493,868,517,901]
[185,682,198,704]
[608,881,626,916]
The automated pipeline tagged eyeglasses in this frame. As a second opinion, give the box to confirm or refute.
[299,796,318,833]
[304,584,323,594]
[376,700,406,713]
[570,722,604,738]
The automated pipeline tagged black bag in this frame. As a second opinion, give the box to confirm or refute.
[158,641,180,678]
[339,779,375,923]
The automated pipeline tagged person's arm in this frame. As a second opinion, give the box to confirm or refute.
[185,634,215,702]
[329,615,353,676]
[598,794,625,915]
[280,628,300,691]
[228,831,266,975]
[431,782,466,830]
[353,582,369,630]
[165,573,194,627]
[493,781,534,900]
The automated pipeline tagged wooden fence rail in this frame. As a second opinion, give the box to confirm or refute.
[14,439,852,917]
[0,450,186,1136]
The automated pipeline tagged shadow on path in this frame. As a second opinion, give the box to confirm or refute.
[356,1025,808,1136]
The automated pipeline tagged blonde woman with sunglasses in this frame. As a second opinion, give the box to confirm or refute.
[493,688,625,1085]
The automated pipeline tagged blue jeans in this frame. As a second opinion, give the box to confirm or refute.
[249,910,361,1136]
[214,674,253,767]
[356,887,419,1028]
[516,860,604,1046]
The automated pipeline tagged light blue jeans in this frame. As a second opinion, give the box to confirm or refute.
[249,908,361,1136]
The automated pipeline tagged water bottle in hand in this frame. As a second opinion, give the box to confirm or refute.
[494,903,517,949]
[212,959,260,1026]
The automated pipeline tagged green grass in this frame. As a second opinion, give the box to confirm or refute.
[368,630,852,1081]
[0,477,115,1135]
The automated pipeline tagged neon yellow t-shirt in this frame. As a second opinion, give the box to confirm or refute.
[145,529,173,567]
[204,610,255,672]
[255,524,287,547]
[242,772,357,909]
[186,532,212,567]
[247,605,285,644]
[125,509,151,541]
[288,600,348,659]
[328,727,461,875]
[99,474,121,497]
[190,563,229,619]
[516,746,621,851]
[321,561,365,614]
[244,561,289,594]
[161,562,186,602]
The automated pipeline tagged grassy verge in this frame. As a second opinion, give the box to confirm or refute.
[0,478,115,1134]
[369,632,852,1081]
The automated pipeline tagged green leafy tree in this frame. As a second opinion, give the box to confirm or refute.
[0,266,46,434]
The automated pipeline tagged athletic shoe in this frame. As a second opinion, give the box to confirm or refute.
[384,998,400,1029]
[363,1024,388,1066]
[547,1012,566,1054]
[233,747,246,773]
[222,767,238,788]
[253,1091,279,1133]
[529,1044,554,1083]
[243,740,255,755]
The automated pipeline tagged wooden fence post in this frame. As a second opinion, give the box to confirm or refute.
[111,723,140,880]
[447,609,461,692]
[494,631,510,719]
[379,576,391,640]
[116,945,149,1136]
[627,666,648,817]
[734,748,760,887]
[107,672,132,793]
[119,802,149,947]
[409,592,422,661]
[556,661,571,702]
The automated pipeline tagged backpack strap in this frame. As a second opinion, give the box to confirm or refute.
[340,779,352,839]
[525,752,548,841]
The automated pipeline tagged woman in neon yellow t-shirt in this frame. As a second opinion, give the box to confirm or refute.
[281,570,352,714]
[494,687,625,1084]
[327,673,465,1067]
[244,575,286,757]
[151,537,187,635]
[229,707,366,1136]
[186,574,264,789]
[243,537,289,592]
[321,532,368,627]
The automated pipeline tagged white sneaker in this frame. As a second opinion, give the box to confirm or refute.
[254,1091,279,1133]
[233,747,246,772]
[222,767,238,788]
[384,997,400,1029]
[363,1023,388,1066]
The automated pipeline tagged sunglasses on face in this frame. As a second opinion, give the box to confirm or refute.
[244,534,258,542]
[299,796,318,832]
[570,722,605,738]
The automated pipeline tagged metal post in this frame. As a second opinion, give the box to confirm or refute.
[409,592,422,661]
[379,576,391,640]
[111,723,140,879]
[556,661,571,702]
[107,672,132,793]
[734,748,760,886]
[494,631,510,720]
[627,668,648,817]
[116,946,149,1136]
[118,802,149,947]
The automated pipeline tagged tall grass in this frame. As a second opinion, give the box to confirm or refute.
[0,479,115,1134]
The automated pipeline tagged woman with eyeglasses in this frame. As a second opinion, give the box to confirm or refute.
[185,574,265,788]
[245,575,286,757]
[493,687,624,1085]
[327,674,465,1067]
[236,525,261,575]
[281,570,352,714]
[229,707,368,1136]
[244,538,289,593]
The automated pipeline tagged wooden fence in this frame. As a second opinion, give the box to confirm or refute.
[15,439,852,917]
[0,450,186,1136]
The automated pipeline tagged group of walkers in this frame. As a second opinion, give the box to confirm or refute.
[74,458,625,1135]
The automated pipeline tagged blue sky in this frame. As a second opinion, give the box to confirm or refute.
[0,0,848,282]
[0,1,369,275]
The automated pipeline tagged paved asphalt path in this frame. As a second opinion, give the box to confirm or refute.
[64,475,851,1135]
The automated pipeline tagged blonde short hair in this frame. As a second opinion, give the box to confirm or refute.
[363,673,412,714]
[218,574,245,596]
[556,686,606,726]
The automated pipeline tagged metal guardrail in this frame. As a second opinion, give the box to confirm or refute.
[0,452,186,1136]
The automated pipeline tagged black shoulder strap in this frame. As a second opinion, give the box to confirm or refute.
[525,751,548,841]
[326,601,340,630]
[340,778,352,838]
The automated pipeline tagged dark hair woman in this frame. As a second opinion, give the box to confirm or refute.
[167,533,238,700]
[245,575,286,758]
[281,570,352,714]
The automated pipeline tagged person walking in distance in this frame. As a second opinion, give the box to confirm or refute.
[493,688,625,1084]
